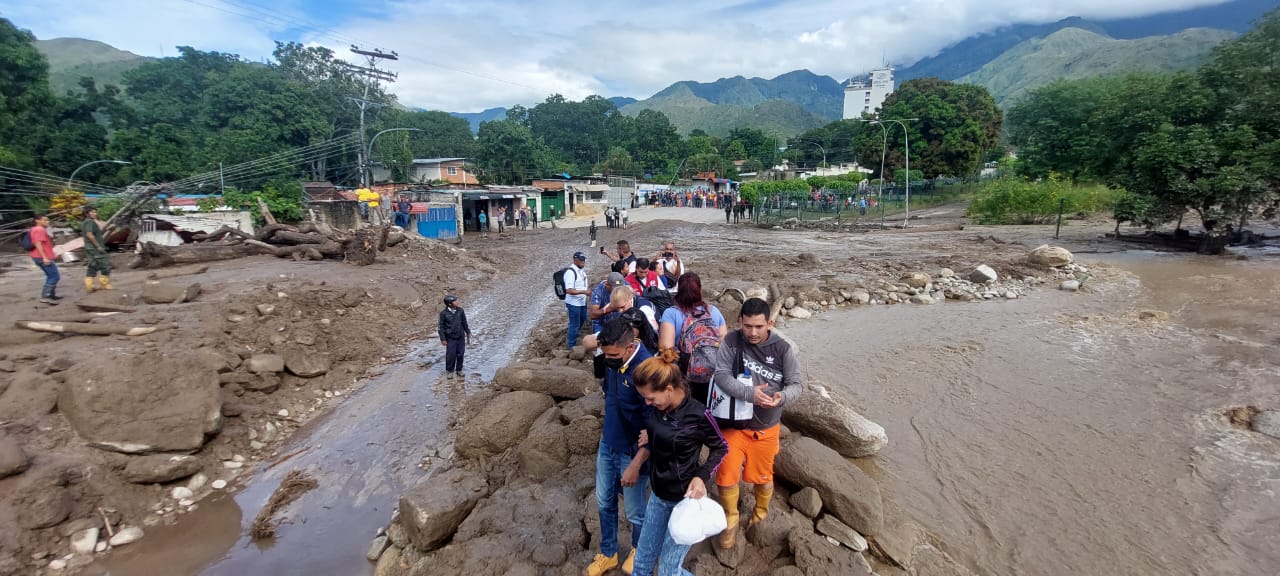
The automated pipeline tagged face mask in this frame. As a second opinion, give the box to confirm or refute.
[603,357,625,370]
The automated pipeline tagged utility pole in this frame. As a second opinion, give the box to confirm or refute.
[345,46,399,189]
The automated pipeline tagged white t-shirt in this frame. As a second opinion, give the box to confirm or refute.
[564,265,588,306]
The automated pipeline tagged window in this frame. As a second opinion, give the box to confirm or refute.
[447,166,458,175]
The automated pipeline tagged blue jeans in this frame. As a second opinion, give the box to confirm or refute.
[596,440,648,557]
[33,258,60,298]
[566,304,587,348]
[632,495,693,576]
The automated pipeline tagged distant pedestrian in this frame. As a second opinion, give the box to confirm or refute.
[621,207,629,229]
[27,214,61,305]
[478,211,489,235]
[859,197,867,216]
[531,209,539,229]
[80,207,112,293]
[724,202,731,224]
[438,295,471,378]
[520,207,529,230]
[590,220,598,247]
[497,207,506,233]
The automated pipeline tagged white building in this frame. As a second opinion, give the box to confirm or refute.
[842,66,895,119]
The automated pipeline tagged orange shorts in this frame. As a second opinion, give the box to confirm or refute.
[714,424,781,487]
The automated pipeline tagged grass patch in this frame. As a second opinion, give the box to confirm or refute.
[967,174,1122,225]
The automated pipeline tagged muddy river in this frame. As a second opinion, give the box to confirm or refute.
[99,219,1278,576]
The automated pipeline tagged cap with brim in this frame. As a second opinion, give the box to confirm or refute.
[573,251,587,260]
[606,272,626,287]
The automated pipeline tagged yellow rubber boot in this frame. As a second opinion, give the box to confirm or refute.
[97,275,113,290]
[84,277,97,293]
[749,484,774,526]
[716,484,740,549]
[584,553,618,576]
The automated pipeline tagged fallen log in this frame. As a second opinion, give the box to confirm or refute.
[15,320,171,337]
[257,197,278,226]
[132,241,259,269]
[253,223,299,243]
[269,231,327,245]
[191,226,251,243]
[38,312,123,323]
[75,302,136,313]
[345,227,383,265]
[245,239,342,260]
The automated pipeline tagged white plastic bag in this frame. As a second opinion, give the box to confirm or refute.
[668,496,728,545]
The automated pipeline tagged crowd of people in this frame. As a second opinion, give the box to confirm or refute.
[648,188,737,209]
[558,237,807,576]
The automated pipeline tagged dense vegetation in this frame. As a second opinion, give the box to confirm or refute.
[1004,9,1280,252]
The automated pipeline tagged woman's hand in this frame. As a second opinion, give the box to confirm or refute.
[685,477,707,499]
[621,461,641,487]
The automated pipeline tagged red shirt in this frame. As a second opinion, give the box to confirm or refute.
[28,226,55,260]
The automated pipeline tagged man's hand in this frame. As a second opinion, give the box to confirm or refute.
[440,339,447,346]
[42,258,52,266]
[685,477,707,499]
[638,429,649,447]
[753,384,772,405]
[621,461,642,487]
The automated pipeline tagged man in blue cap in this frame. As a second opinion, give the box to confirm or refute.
[564,251,590,348]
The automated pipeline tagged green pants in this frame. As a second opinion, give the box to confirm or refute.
[85,250,112,277]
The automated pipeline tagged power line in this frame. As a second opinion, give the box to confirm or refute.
[169,134,361,187]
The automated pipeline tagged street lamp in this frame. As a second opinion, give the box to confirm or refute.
[364,128,424,187]
[68,160,131,190]
[793,138,827,169]
[861,121,889,228]
[862,118,918,226]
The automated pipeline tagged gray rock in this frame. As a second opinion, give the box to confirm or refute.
[109,525,144,547]
[788,528,873,576]
[456,391,554,458]
[1028,245,1074,267]
[900,272,931,289]
[243,374,280,395]
[492,363,595,399]
[909,294,934,305]
[398,468,488,551]
[968,265,998,284]
[568,346,586,361]
[782,383,887,458]
[1003,290,1018,299]
[70,528,100,555]
[16,483,71,529]
[1060,280,1080,292]
[517,408,600,480]
[816,515,868,552]
[788,307,813,319]
[775,436,883,536]
[938,267,955,278]
[141,281,201,304]
[1252,410,1280,439]
[850,290,871,305]
[60,353,222,454]
[283,349,330,378]
[372,545,401,576]
[366,535,390,561]
[121,454,202,484]
[784,296,797,309]
[255,303,276,316]
[247,354,285,374]
[559,391,603,420]
[789,487,823,518]
[0,436,30,479]
[745,286,770,301]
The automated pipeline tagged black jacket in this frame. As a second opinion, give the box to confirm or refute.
[438,307,470,341]
[645,395,728,503]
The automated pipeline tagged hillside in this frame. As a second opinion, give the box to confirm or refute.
[960,27,1235,104]
[35,37,151,94]
[648,69,843,119]
[620,70,840,136]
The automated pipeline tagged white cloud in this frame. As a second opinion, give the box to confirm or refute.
[3,0,1234,111]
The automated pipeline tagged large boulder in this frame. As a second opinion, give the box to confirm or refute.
[283,348,330,378]
[900,272,931,289]
[141,281,201,304]
[781,383,887,458]
[787,528,873,576]
[0,371,60,423]
[967,265,998,284]
[456,391,554,459]
[59,353,223,454]
[491,364,594,399]
[516,409,600,480]
[775,436,883,536]
[120,454,202,483]
[398,468,489,552]
[1028,245,1073,268]
[425,478,587,571]
[0,435,30,479]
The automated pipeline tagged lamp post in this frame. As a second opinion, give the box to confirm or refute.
[794,138,827,169]
[364,128,424,187]
[67,160,131,191]
[862,118,917,226]
[862,121,889,229]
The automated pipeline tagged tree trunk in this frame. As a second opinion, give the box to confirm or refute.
[132,242,259,269]
[343,228,382,265]
[269,231,327,245]
[1197,223,1233,255]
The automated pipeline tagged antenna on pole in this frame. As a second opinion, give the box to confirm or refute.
[346,45,399,189]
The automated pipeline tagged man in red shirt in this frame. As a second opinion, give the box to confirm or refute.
[28,214,61,304]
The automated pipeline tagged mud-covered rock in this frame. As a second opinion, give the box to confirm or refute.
[517,409,601,480]
[900,272,931,289]
[788,528,873,576]
[0,371,60,422]
[816,515,867,551]
[1028,245,1073,268]
[141,281,201,304]
[14,478,72,529]
[456,391,555,459]
[781,384,887,458]
[559,391,604,421]
[0,435,30,479]
[789,487,823,519]
[1253,410,1280,439]
[399,468,488,552]
[775,436,883,536]
[247,354,285,374]
[491,363,594,399]
[60,353,223,454]
[121,454,202,483]
[283,349,331,378]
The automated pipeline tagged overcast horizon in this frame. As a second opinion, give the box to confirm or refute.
[2,0,1238,112]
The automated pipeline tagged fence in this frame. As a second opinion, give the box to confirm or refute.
[752,180,943,226]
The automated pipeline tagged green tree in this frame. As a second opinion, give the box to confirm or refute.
[596,147,635,175]
[1006,78,1119,183]
[871,78,1003,178]
[475,119,559,184]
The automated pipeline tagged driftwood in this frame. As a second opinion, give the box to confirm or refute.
[133,242,259,269]
[245,239,343,260]
[146,265,209,280]
[271,231,327,245]
[38,312,123,323]
[256,197,278,226]
[15,320,171,337]
[75,302,136,313]
[251,470,318,540]
[190,226,251,243]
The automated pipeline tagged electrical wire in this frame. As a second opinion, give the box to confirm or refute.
[168,134,361,188]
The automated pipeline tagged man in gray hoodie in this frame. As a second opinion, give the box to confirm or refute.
[709,297,805,550]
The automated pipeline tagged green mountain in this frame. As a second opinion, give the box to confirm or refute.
[35,38,152,95]
[621,70,840,136]
[960,27,1236,104]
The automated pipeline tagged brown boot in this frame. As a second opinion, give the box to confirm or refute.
[83,277,97,293]
[716,484,740,549]
[749,484,774,527]
[97,274,113,290]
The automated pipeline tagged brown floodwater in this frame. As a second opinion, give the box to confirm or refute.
[785,250,1280,576]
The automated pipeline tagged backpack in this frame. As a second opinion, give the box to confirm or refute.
[678,306,722,384]
[553,267,573,300]
[19,230,35,252]
[642,285,673,318]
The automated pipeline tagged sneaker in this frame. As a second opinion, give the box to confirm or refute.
[49,294,64,300]
[455,371,464,378]
[584,553,618,576]
[621,549,636,575]
[446,372,455,379]
[39,297,58,305]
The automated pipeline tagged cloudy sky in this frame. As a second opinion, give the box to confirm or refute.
[3,0,1232,112]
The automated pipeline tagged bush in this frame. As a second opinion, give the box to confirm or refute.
[968,173,1120,224]
[198,179,305,225]
[1112,191,1154,233]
